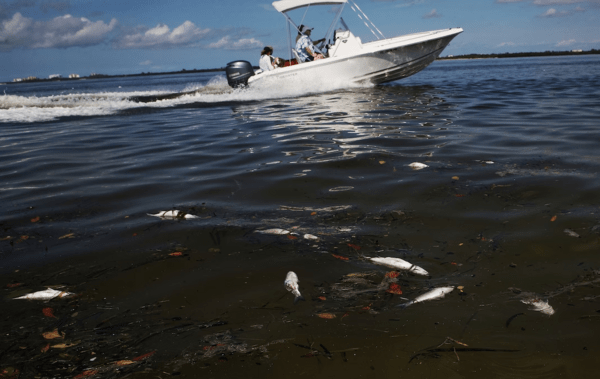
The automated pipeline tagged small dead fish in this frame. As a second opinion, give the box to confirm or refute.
[148,210,198,219]
[284,271,304,304]
[564,229,580,238]
[15,288,73,300]
[399,286,454,308]
[304,234,319,241]
[255,228,290,235]
[409,162,428,170]
[366,257,429,276]
[521,298,555,316]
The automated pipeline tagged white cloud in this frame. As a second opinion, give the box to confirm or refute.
[534,0,584,4]
[539,7,571,15]
[0,12,265,52]
[139,60,152,65]
[556,38,576,45]
[114,20,211,49]
[423,9,442,18]
[207,36,263,50]
[498,41,517,46]
[0,12,117,51]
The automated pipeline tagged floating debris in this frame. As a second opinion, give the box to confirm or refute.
[521,297,555,316]
[399,286,454,308]
[317,313,336,319]
[366,256,429,276]
[409,162,428,170]
[284,271,304,304]
[42,307,57,318]
[505,312,525,327]
[51,342,80,349]
[304,234,319,241]
[14,288,73,300]
[42,329,64,340]
[329,272,383,301]
[147,210,198,219]
[386,283,403,295]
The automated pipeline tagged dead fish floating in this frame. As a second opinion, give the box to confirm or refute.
[398,286,454,308]
[521,297,555,316]
[409,162,429,170]
[14,288,73,300]
[255,228,291,235]
[284,271,304,304]
[148,210,198,219]
[365,256,429,276]
[564,229,580,238]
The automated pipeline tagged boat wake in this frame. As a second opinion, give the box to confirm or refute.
[0,75,371,123]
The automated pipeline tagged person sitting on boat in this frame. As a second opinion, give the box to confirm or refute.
[295,24,325,44]
[259,46,281,71]
[295,25,325,62]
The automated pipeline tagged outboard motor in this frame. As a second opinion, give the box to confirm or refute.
[225,60,255,88]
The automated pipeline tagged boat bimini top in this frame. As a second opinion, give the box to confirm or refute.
[271,0,387,61]
[272,0,347,13]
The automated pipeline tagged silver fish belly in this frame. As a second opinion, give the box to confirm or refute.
[367,257,429,276]
[15,288,73,300]
[400,286,454,308]
[255,228,291,235]
[148,210,198,219]
[284,271,304,303]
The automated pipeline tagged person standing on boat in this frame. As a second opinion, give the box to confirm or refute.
[295,25,324,62]
[259,46,280,71]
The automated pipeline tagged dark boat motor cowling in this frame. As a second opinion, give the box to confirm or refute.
[226,60,255,88]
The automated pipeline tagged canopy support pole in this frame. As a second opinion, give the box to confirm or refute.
[349,0,385,40]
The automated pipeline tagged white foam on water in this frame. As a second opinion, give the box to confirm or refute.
[0,73,372,123]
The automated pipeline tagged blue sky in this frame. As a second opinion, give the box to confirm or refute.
[1,0,599,81]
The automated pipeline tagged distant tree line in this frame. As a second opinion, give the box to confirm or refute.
[440,49,599,60]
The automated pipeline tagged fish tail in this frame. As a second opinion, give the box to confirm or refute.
[397,301,412,309]
[293,295,305,304]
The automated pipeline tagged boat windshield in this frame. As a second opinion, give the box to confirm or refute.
[279,2,346,60]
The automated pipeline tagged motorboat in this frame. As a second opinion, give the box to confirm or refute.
[225,0,462,88]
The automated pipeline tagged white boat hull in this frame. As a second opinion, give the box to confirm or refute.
[248,28,462,87]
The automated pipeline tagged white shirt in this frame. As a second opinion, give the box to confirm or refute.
[259,54,274,71]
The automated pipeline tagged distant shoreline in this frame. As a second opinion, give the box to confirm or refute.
[2,67,226,86]
[3,49,599,85]
[438,49,599,60]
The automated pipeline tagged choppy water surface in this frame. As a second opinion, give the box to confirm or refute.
[1,56,600,378]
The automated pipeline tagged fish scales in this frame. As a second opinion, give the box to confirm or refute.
[366,257,429,276]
